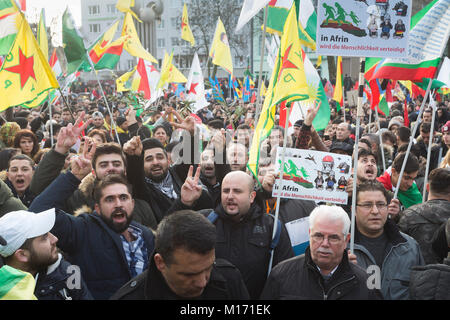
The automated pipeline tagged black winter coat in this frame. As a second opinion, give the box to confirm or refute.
[29,172,156,300]
[260,247,383,300]
[110,257,250,300]
[409,258,450,300]
[35,254,93,300]
[201,203,294,299]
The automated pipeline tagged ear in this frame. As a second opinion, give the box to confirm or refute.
[92,169,96,178]
[94,203,100,214]
[154,253,166,273]
[249,190,256,204]
[345,233,351,244]
[14,248,30,263]
[426,183,430,193]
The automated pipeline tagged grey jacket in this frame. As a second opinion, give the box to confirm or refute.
[351,219,425,300]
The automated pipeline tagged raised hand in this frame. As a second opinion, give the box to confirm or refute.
[123,136,143,156]
[261,172,276,193]
[71,137,96,181]
[180,165,203,207]
[304,101,322,126]
[55,111,92,155]
[171,115,196,136]
[387,198,401,220]
[125,107,137,126]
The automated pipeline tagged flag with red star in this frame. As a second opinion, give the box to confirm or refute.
[248,3,309,178]
[0,14,59,111]
[181,3,195,46]
[186,52,208,112]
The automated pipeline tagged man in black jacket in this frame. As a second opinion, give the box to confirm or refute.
[29,147,156,300]
[111,210,249,300]
[123,123,213,223]
[170,170,294,299]
[0,209,92,300]
[260,205,382,300]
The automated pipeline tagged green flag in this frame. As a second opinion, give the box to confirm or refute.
[62,7,87,75]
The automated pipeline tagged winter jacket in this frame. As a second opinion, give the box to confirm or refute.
[110,257,250,300]
[352,219,425,300]
[415,136,441,172]
[0,178,26,217]
[30,148,158,230]
[29,171,156,300]
[409,257,450,300]
[398,199,450,264]
[126,153,213,223]
[198,203,294,299]
[35,253,93,300]
[260,247,382,300]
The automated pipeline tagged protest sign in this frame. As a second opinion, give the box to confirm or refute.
[272,148,352,205]
[316,0,411,58]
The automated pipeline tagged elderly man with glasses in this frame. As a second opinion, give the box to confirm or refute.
[260,205,382,300]
[352,180,425,300]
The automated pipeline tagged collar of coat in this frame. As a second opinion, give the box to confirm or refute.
[355,218,406,247]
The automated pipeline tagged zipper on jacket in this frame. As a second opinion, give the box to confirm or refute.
[325,275,356,299]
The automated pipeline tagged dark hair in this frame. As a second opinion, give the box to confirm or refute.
[14,111,30,118]
[8,154,35,170]
[208,119,224,129]
[92,142,126,171]
[420,122,431,134]
[12,117,29,130]
[358,148,378,163]
[155,210,216,266]
[93,174,132,204]
[382,130,396,145]
[0,148,20,171]
[142,138,166,153]
[356,180,390,203]
[152,125,168,136]
[165,141,179,153]
[397,126,411,143]
[236,124,251,131]
[428,168,450,196]
[33,148,51,165]
[392,152,419,174]
[13,129,40,157]
[359,138,372,149]
[137,126,152,140]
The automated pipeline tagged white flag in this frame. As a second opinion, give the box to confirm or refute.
[436,56,450,88]
[143,60,163,104]
[186,52,209,112]
[235,0,271,32]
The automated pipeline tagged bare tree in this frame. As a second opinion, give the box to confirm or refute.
[184,0,250,77]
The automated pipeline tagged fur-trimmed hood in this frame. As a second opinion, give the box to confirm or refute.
[78,172,97,198]
[0,170,7,182]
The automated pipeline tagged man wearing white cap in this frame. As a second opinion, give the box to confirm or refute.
[0,209,92,300]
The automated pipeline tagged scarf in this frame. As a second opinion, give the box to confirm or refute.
[145,172,178,200]
[377,167,422,209]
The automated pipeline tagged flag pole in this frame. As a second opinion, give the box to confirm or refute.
[393,79,433,200]
[374,105,386,173]
[255,4,269,125]
[422,90,437,202]
[350,57,365,254]
[47,97,54,147]
[268,101,291,276]
[368,107,372,134]
[58,88,76,123]
[86,55,122,146]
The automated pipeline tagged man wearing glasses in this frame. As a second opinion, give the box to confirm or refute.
[260,205,382,300]
[353,181,424,300]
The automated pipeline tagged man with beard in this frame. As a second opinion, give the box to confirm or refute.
[169,170,294,299]
[199,148,230,207]
[0,209,92,300]
[226,142,248,172]
[344,149,401,220]
[123,119,213,223]
[29,146,156,300]
[30,112,157,230]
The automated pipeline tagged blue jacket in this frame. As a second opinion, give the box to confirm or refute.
[30,171,155,300]
[351,219,424,300]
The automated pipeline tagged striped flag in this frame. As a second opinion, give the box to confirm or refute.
[0,0,20,56]
[333,56,343,111]
[0,265,37,300]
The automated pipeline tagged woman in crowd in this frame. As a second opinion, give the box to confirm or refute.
[13,129,40,159]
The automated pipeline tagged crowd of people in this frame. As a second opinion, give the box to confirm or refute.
[0,80,449,300]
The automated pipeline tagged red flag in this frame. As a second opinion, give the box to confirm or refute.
[403,100,410,127]
[279,101,292,128]
[19,0,26,11]
[385,80,394,103]
[136,58,151,99]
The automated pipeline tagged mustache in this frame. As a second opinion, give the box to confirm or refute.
[112,208,127,216]
[317,248,334,254]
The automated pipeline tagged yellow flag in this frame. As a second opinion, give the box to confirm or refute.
[209,18,233,74]
[90,20,120,63]
[116,0,142,22]
[248,4,309,178]
[181,3,195,46]
[0,14,59,111]
[157,52,173,89]
[37,9,48,62]
[168,61,187,83]
[121,12,157,63]
[116,67,137,92]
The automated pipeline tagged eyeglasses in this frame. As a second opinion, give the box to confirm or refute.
[356,203,388,210]
[311,233,342,244]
